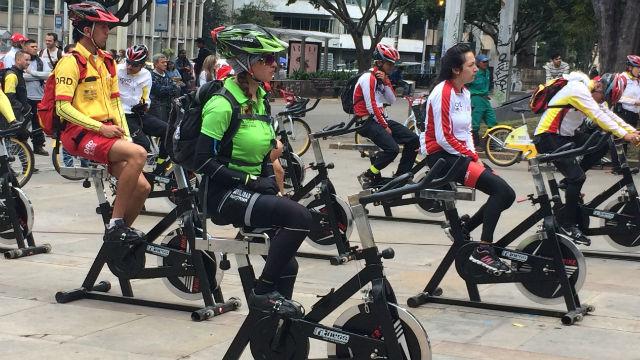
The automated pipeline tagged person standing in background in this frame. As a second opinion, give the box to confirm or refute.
[40,33,63,69]
[2,33,29,69]
[543,53,570,82]
[149,54,181,124]
[24,39,51,156]
[175,49,194,89]
[466,54,496,147]
[193,38,211,86]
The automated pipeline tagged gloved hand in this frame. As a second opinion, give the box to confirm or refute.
[246,176,279,195]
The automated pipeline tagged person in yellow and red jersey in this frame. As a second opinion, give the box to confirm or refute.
[55,1,150,243]
[0,89,17,128]
[533,71,640,245]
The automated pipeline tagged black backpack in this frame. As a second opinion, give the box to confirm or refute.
[340,71,367,114]
[166,81,271,172]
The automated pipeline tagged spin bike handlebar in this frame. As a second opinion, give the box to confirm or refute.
[535,130,608,163]
[359,157,463,205]
[277,98,321,117]
[312,116,364,138]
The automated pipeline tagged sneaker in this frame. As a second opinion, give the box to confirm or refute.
[357,171,381,190]
[104,219,145,243]
[560,225,591,246]
[248,289,305,319]
[469,244,511,275]
[33,147,49,156]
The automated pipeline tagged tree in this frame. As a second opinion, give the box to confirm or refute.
[202,0,230,50]
[64,0,153,27]
[286,0,418,72]
[232,0,279,28]
[592,0,640,73]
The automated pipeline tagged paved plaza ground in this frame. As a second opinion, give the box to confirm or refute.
[0,99,639,359]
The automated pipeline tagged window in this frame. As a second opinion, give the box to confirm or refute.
[45,0,55,15]
[273,15,332,32]
[0,0,8,11]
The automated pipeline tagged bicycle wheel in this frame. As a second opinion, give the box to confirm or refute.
[7,138,34,188]
[51,141,87,181]
[282,118,311,156]
[484,127,521,167]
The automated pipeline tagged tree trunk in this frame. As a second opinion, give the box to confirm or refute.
[592,0,640,73]
[353,36,372,72]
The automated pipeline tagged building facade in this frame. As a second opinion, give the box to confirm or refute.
[226,0,433,70]
[0,0,204,59]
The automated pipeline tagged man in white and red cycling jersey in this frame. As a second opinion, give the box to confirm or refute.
[354,43,419,189]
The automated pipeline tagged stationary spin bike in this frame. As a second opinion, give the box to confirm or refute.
[0,120,50,259]
[55,162,239,320]
[402,134,607,325]
[196,163,447,359]
[280,116,363,263]
[548,132,639,259]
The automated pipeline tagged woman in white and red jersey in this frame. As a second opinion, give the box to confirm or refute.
[425,43,515,274]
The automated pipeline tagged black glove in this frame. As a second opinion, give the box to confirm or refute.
[131,103,148,115]
[246,176,279,195]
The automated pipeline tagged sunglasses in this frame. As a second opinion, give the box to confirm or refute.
[258,54,277,65]
[127,61,144,68]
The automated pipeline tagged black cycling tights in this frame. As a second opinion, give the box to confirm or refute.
[209,187,312,297]
[463,170,516,242]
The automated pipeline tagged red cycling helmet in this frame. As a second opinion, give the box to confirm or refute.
[126,44,149,65]
[600,72,626,105]
[373,43,400,64]
[10,33,28,43]
[69,1,120,25]
[626,55,640,68]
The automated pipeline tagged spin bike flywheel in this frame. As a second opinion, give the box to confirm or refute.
[327,302,432,359]
[411,177,452,218]
[301,193,354,251]
[0,187,34,238]
[601,198,640,251]
[158,228,224,300]
[514,233,587,305]
[249,315,310,360]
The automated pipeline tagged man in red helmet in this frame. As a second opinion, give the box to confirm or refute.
[354,43,419,189]
[54,2,150,243]
[2,33,29,69]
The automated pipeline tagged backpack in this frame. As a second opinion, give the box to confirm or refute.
[39,48,63,69]
[529,77,572,114]
[167,81,272,172]
[340,71,367,114]
[37,51,116,137]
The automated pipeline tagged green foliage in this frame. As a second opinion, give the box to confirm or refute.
[404,0,445,40]
[232,0,280,28]
[161,48,175,59]
[202,0,229,51]
[289,70,356,81]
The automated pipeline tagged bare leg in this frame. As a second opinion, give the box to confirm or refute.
[108,140,149,226]
[270,141,285,194]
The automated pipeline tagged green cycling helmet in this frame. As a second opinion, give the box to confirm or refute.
[211,24,286,58]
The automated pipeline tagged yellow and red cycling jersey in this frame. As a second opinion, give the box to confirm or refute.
[54,42,128,137]
[534,72,634,138]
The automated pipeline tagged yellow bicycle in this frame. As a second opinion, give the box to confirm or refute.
[484,107,538,167]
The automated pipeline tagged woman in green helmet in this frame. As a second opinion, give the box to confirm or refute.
[194,24,311,319]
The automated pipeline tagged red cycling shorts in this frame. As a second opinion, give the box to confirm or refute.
[463,160,486,188]
[60,122,119,165]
